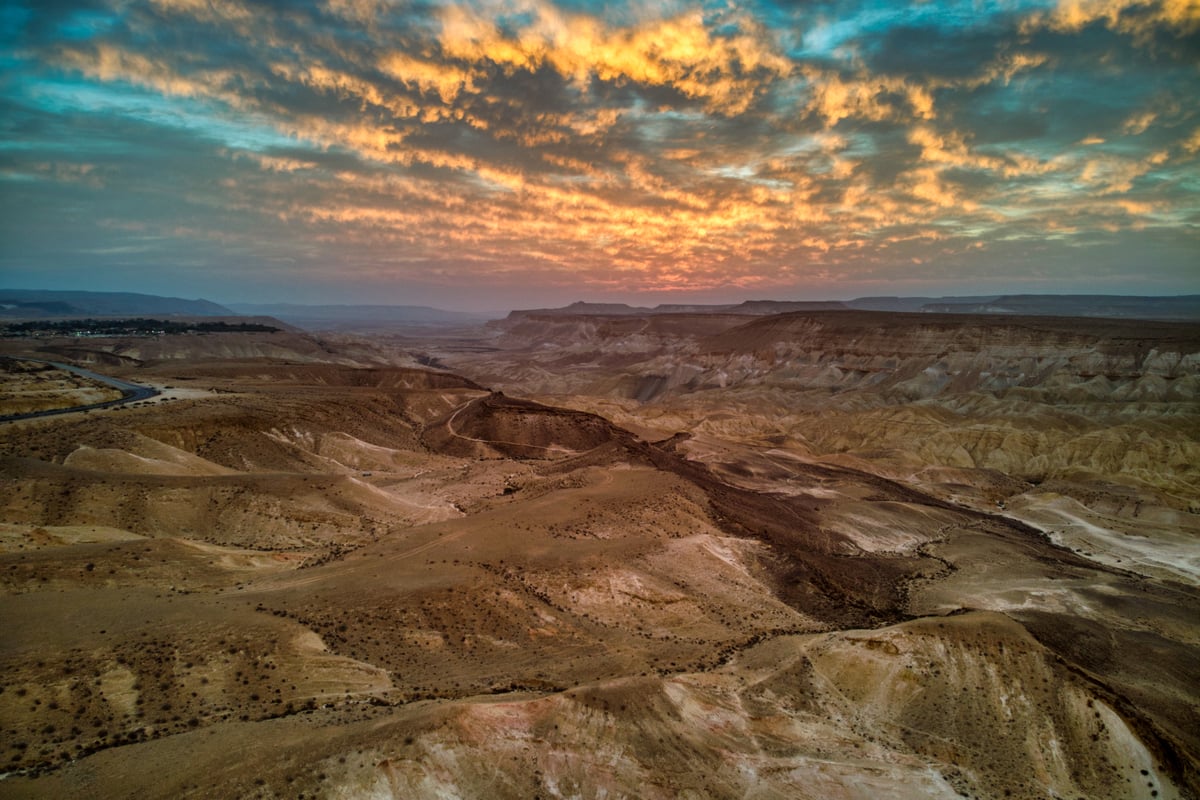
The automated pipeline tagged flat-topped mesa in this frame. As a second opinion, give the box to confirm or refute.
[478,306,1200,402]
[497,299,850,326]
[702,310,1200,358]
[499,302,648,323]
[498,295,1200,326]
[654,300,849,315]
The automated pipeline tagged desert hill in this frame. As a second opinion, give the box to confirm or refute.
[0,317,1196,798]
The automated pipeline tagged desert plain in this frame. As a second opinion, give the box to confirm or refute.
[0,307,1197,800]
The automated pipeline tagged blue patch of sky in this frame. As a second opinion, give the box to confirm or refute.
[706,160,792,191]
[759,0,1056,60]
[0,50,30,80]
[55,8,121,41]
[0,2,31,43]
[495,8,539,36]
[981,70,1148,148]
[709,164,758,180]
[772,132,836,159]
[625,100,712,136]
[23,79,308,154]
[573,0,709,24]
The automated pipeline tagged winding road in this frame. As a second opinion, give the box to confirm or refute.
[0,356,160,422]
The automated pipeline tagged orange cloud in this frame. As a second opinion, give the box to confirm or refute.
[972,52,1050,86]
[803,70,935,126]
[900,167,974,210]
[909,126,1002,170]
[41,0,1195,293]
[378,52,477,105]
[1122,109,1157,135]
[1025,0,1200,39]
[436,3,790,115]
[1080,151,1168,193]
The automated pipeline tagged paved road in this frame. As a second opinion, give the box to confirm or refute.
[0,357,160,422]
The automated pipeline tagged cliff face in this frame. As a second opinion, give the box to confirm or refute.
[695,311,1200,402]
[462,309,1200,404]
[441,310,1200,499]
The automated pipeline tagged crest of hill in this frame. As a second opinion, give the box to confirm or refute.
[0,289,233,317]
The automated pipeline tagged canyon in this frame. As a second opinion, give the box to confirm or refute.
[0,307,1196,799]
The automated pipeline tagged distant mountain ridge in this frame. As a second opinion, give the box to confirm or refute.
[506,295,1200,322]
[846,296,1001,312]
[229,303,492,329]
[918,294,1200,320]
[505,299,848,321]
[0,289,233,317]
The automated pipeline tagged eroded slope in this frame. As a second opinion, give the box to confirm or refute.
[0,333,1195,799]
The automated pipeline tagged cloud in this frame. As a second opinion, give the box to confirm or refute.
[801,69,937,126]
[56,43,245,104]
[1079,150,1169,193]
[0,0,1196,304]
[1122,109,1157,135]
[434,1,791,115]
[378,52,477,106]
[1031,0,1200,37]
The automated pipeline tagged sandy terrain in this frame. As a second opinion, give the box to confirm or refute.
[0,317,1196,799]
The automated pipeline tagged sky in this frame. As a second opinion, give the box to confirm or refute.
[0,0,1198,312]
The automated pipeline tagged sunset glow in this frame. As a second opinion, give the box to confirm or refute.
[1,0,1198,309]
